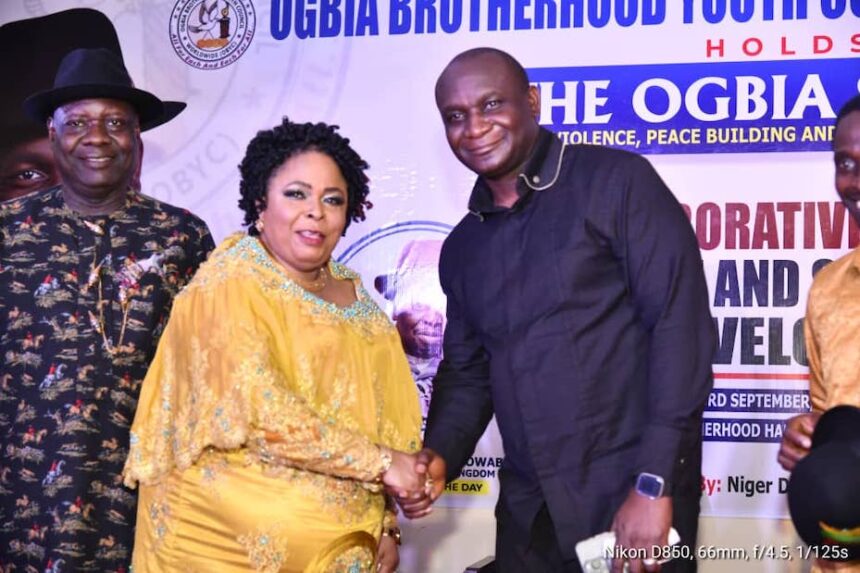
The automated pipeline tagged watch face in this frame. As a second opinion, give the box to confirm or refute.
[636,473,664,498]
[385,527,402,545]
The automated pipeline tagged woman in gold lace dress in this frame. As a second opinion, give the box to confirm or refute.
[123,119,425,572]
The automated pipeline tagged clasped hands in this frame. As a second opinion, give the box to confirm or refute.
[381,448,446,519]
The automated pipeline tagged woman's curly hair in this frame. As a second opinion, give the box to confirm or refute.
[238,118,372,235]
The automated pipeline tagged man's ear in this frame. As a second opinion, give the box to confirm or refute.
[47,117,56,142]
[527,84,540,122]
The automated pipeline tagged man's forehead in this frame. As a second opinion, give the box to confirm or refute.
[835,112,860,147]
[437,56,513,103]
[55,98,138,117]
[0,137,53,162]
[442,54,509,84]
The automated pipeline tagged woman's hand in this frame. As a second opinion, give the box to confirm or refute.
[382,449,424,496]
[393,448,446,519]
[375,532,399,572]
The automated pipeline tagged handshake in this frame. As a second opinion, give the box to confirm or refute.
[380,447,447,518]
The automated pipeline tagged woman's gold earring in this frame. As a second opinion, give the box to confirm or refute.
[255,218,264,233]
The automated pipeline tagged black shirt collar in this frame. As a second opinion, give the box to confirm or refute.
[467,128,564,218]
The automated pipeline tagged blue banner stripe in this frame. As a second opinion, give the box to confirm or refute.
[528,57,860,154]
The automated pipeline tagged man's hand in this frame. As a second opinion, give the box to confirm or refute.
[611,489,672,573]
[375,532,399,573]
[777,412,821,471]
[392,448,446,519]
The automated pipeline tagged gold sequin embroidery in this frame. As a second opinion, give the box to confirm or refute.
[237,525,289,573]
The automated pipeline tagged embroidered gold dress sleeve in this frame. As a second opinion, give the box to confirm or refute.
[122,233,421,573]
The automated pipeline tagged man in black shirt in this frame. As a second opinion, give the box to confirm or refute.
[400,48,715,573]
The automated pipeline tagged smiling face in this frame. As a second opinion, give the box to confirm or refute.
[0,137,59,201]
[49,98,140,203]
[257,150,348,276]
[394,302,445,359]
[834,110,860,226]
[435,52,540,183]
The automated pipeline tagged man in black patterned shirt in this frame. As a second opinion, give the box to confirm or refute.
[0,47,214,571]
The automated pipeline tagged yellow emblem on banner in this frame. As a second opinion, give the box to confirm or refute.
[445,479,490,496]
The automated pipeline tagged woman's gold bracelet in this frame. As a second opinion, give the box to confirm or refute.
[378,446,393,482]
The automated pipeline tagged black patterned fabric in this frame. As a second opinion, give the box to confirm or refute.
[0,187,214,572]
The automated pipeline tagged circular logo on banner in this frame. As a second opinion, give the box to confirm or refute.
[337,220,453,312]
[338,220,452,428]
[170,0,255,69]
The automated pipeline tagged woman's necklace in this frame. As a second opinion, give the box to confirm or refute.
[257,235,328,292]
[292,265,327,292]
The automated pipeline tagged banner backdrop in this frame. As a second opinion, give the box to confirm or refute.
[2,0,858,524]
